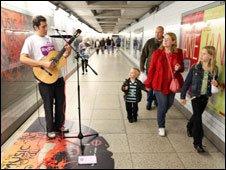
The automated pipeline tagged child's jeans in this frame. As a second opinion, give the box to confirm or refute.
[125,102,138,120]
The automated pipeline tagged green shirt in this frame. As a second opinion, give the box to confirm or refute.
[201,70,209,95]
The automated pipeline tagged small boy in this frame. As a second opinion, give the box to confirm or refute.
[121,68,147,123]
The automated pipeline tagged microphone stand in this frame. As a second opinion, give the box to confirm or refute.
[54,29,98,155]
[55,29,98,75]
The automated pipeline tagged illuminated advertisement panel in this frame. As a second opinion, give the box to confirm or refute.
[180,3,225,116]
[200,5,225,116]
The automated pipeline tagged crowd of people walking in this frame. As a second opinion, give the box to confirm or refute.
[94,36,121,55]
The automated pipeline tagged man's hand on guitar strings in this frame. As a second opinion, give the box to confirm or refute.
[41,61,53,68]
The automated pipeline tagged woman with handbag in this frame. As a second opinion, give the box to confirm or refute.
[144,32,184,136]
[180,46,218,153]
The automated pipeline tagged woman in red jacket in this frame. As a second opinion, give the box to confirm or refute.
[144,32,184,136]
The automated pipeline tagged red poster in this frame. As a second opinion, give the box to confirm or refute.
[180,11,204,67]
[1,8,32,80]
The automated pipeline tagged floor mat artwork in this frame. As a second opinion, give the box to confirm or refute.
[1,118,114,169]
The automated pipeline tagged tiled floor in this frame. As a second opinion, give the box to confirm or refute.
[1,51,225,169]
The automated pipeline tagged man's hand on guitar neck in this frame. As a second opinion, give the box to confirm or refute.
[63,43,72,58]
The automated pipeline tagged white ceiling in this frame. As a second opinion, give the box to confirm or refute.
[50,1,164,33]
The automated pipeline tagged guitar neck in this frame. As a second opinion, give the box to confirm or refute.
[54,48,66,62]
[54,29,81,62]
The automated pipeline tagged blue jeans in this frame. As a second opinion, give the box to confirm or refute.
[147,90,157,107]
[154,91,175,128]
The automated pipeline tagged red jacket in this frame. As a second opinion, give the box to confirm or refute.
[144,48,184,95]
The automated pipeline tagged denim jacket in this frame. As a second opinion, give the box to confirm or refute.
[180,63,218,99]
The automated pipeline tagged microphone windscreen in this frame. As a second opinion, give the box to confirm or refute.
[77,29,82,34]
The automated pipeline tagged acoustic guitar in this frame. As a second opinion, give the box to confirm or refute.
[33,29,81,84]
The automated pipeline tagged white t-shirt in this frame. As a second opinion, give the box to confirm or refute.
[20,34,63,79]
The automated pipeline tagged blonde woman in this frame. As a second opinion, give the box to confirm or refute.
[145,32,184,136]
[180,46,218,153]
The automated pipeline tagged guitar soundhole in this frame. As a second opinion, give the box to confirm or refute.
[41,67,52,76]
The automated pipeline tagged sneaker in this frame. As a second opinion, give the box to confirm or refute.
[47,132,56,139]
[82,72,84,75]
[194,145,205,153]
[158,128,165,136]
[86,69,88,72]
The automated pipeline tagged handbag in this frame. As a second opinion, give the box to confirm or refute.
[211,71,219,94]
[170,78,180,93]
[166,54,181,93]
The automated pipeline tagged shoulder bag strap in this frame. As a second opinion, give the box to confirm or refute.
[165,53,175,79]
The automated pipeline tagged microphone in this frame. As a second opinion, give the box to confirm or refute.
[50,26,65,32]
[50,27,72,38]
[50,29,81,39]
[50,35,72,38]
[76,29,82,35]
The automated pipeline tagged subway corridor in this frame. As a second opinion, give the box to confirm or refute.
[1,51,225,169]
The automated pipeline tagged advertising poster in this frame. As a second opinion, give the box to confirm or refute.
[180,11,204,67]
[180,4,225,116]
[1,8,33,80]
[1,8,34,111]
[200,5,225,116]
